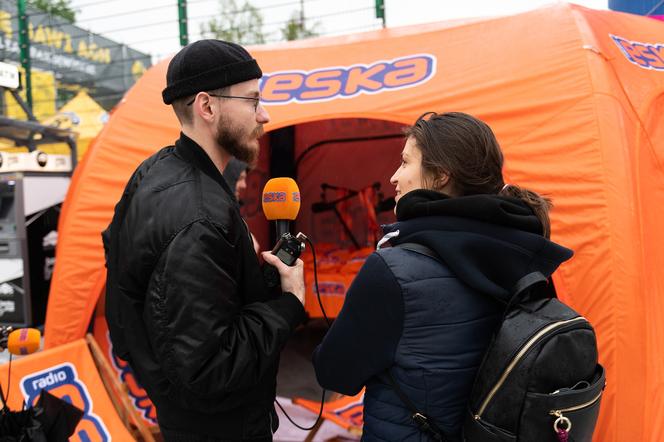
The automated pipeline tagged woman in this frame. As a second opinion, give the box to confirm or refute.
[313,112,573,441]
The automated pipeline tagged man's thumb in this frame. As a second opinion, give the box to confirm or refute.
[262,252,281,267]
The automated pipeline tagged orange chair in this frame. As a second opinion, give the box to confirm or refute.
[292,389,365,441]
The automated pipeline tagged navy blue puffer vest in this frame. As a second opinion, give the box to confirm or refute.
[313,190,573,442]
[361,247,501,441]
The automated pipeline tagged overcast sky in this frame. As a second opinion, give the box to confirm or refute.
[69,0,609,63]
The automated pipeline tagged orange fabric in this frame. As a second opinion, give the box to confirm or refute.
[339,247,375,275]
[302,246,373,318]
[43,4,664,440]
[294,118,404,250]
[336,188,355,243]
[358,186,380,245]
[303,266,354,318]
[0,339,135,441]
[293,389,365,430]
[92,309,158,427]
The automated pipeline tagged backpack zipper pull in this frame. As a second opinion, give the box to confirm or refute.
[553,411,571,442]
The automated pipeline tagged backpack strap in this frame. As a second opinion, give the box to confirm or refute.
[510,272,548,298]
[396,242,440,261]
[385,242,450,441]
[505,272,549,310]
[384,371,446,442]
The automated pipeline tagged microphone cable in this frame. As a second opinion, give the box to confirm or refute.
[306,236,331,328]
[1,353,13,407]
[274,234,332,431]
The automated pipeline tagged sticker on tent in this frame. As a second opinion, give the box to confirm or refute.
[260,54,436,104]
[20,363,111,442]
[610,34,664,71]
[111,350,158,424]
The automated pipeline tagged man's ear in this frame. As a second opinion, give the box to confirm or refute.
[193,93,215,123]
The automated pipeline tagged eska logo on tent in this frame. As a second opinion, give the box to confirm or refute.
[611,34,664,71]
[21,363,111,441]
[317,282,346,296]
[260,54,436,104]
[112,352,158,424]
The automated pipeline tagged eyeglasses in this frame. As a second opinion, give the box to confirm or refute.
[186,93,261,111]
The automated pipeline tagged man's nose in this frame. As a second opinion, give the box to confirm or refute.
[256,103,270,124]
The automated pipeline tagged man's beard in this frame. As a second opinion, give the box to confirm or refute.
[216,115,264,165]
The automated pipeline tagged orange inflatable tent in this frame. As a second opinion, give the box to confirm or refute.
[43,3,664,440]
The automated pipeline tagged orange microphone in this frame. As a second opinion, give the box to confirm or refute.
[7,328,41,356]
[261,178,306,287]
[262,177,301,238]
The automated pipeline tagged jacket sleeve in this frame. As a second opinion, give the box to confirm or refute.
[312,252,404,395]
[144,219,305,400]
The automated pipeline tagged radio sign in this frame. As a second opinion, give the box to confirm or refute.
[0,61,19,89]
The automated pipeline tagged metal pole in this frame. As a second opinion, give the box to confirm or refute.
[17,0,32,113]
[178,0,189,47]
[375,0,386,28]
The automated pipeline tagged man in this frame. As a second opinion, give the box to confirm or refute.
[223,158,249,202]
[223,158,261,254]
[103,40,306,442]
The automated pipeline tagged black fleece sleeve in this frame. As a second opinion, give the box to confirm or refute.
[312,252,404,395]
[145,219,304,403]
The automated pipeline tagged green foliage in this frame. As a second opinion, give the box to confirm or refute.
[281,11,319,41]
[28,0,77,23]
[200,0,266,45]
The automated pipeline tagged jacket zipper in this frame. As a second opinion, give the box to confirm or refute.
[549,389,603,417]
[474,316,588,420]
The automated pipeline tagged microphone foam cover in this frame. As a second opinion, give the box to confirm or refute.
[262,178,301,221]
[7,328,41,356]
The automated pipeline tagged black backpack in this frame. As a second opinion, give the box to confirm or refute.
[388,243,606,442]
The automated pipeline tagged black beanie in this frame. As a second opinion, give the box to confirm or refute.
[162,39,262,105]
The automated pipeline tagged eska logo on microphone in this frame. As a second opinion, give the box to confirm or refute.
[263,191,287,202]
[21,363,111,442]
[263,191,301,203]
[260,54,437,104]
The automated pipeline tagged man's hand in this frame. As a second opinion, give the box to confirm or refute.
[262,252,305,305]
[251,232,260,254]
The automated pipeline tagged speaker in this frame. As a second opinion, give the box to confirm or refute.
[0,172,69,326]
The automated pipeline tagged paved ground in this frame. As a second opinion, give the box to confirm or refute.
[276,318,360,440]
[277,318,329,401]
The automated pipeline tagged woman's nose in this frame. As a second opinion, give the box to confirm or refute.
[390,169,399,185]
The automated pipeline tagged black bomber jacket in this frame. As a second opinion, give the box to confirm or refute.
[103,133,305,440]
